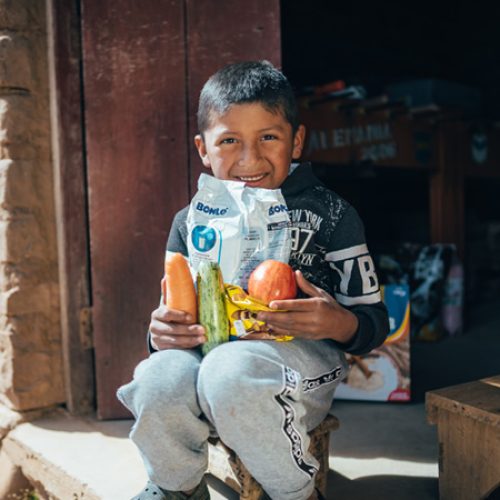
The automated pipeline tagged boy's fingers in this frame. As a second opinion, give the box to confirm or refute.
[152,306,195,324]
[266,298,314,312]
[261,312,312,331]
[151,332,206,350]
[265,322,313,339]
[294,270,324,298]
[150,319,205,337]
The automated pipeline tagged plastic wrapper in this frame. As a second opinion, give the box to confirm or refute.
[224,284,293,342]
[187,174,291,290]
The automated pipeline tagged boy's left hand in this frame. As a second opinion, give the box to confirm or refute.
[256,270,359,344]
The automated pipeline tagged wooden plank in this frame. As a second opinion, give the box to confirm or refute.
[435,410,500,500]
[185,0,282,195]
[81,0,190,418]
[48,0,94,414]
[426,377,500,427]
[429,121,465,258]
[483,375,500,389]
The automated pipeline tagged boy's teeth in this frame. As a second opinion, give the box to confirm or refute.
[240,174,265,181]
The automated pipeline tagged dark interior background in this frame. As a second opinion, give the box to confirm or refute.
[281,1,500,309]
[282,1,500,118]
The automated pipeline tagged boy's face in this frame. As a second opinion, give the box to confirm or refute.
[194,103,305,189]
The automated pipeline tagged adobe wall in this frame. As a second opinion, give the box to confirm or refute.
[0,0,64,411]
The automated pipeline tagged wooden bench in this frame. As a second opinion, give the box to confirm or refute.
[207,413,339,500]
[426,375,500,500]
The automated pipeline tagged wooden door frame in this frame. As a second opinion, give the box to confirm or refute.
[47,0,95,415]
[47,0,281,417]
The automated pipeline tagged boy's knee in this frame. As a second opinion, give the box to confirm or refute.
[197,342,283,418]
[117,349,201,412]
[199,343,258,387]
[140,350,200,387]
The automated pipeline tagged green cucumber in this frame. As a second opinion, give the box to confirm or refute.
[197,261,229,355]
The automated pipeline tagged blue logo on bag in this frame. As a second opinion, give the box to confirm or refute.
[196,202,228,216]
[191,225,217,252]
[268,204,287,216]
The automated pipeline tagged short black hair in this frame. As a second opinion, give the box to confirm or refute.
[197,60,299,135]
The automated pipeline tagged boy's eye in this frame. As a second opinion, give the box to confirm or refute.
[262,134,277,141]
[220,138,237,144]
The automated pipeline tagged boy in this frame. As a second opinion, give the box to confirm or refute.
[118,61,389,500]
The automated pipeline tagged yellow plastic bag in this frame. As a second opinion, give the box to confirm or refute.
[224,284,293,342]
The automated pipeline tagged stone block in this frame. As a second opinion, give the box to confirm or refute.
[10,350,64,411]
[0,282,59,316]
[2,260,59,297]
[0,34,33,90]
[0,330,14,399]
[0,160,38,210]
[0,96,40,160]
[0,0,44,31]
[0,402,22,439]
[0,447,31,499]
[0,259,56,293]
[0,141,37,162]
[12,313,61,349]
[0,329,64,411]
[0,215,47,264]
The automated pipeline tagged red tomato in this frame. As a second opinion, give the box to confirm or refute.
[248,260,297,304]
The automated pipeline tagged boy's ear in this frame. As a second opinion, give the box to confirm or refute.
[194,134,211,169]
[292,125,306,160]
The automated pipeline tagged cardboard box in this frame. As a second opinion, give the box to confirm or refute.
[336,284,411,402]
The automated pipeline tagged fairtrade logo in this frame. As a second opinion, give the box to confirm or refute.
[268,204,287,216]
[195,202,228,216]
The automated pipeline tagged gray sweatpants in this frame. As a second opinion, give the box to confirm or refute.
[117,339,347,500]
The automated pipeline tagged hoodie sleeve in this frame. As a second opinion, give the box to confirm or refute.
[166,206,189,256]
[325,205,389,354]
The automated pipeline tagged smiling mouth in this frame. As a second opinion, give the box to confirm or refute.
[237,174,267,182]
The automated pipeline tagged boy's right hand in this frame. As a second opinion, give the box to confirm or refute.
[149,305,206,350]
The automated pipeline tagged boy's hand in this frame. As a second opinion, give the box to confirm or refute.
[149,305,206,350]
[256,271,359,344]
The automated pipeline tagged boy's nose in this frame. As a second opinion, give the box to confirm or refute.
[238,143,262,167]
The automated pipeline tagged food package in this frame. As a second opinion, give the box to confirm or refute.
[335,284,411,402]
[224,284,293,342]
[187,174,291,290]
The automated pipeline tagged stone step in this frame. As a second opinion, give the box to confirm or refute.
[2,408,237,499]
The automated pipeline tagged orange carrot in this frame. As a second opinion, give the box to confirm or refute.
[161,277,167,304]
[163,252,197,322]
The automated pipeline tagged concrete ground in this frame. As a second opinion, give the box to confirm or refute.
[4,298,499,500]
[3,401,439,500]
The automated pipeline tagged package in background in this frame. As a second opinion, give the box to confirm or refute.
[376,243,461,341]
[335,284,411,402]
[187,174,291,289]
[440,254,464,337]
[224,284,293,342]
[409,244,454,341]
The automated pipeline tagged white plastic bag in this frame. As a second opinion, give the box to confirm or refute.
[187,174,291,289]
